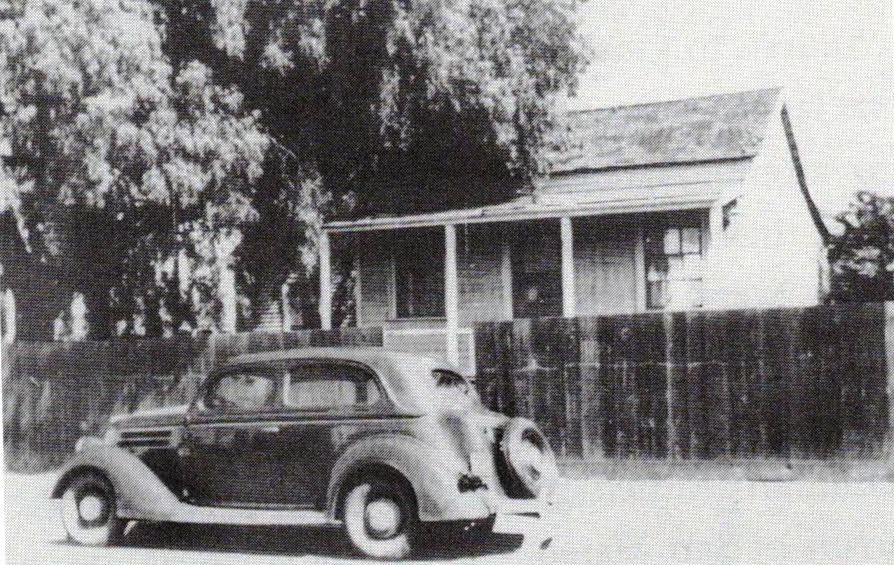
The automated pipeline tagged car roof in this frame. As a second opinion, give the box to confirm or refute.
[219,346,433,369]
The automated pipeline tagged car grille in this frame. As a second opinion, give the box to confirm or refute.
[118,429,174,450]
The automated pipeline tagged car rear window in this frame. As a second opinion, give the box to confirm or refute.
[432,369,480,408]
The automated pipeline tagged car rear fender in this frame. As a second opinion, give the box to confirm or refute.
[326,433,479,522]
[51,446,181,521]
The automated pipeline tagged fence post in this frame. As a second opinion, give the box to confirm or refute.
[577,317,603,460]
[884,302,894,462]
[663,312,678,459]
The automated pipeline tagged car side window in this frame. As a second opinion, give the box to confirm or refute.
[284,363,382,410]
[207,370,278,413]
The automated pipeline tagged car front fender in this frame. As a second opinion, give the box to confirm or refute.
[51,446,181,521]
[326,433,491,523]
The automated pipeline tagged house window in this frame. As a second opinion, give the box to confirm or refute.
[394,228,445,318]
[645,215,705,310]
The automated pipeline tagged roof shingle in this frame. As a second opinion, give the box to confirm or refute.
[548,88,781,174]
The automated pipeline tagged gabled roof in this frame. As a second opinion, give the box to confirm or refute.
[549,88,781,174]
[325,89,784,232]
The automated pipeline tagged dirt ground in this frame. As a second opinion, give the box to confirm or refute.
[4,471,893,564]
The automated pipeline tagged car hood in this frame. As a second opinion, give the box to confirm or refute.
[108,403,189,429]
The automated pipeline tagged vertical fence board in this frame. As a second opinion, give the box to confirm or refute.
[685,311,706,458]
[886,303,894,460]
[562,319,583,457]
[577,317,603,459]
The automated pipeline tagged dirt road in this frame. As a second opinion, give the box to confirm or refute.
[5,472,892,564]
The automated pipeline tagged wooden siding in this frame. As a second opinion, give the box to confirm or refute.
[573,216,638,316]
[458,224,506,326]
[357,231,393,325]
[382,330,449,363]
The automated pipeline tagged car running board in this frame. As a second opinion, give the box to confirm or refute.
[159,503,341,527]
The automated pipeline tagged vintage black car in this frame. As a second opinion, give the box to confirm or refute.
[52,347,557,559]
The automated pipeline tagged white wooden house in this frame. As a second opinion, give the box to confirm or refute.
[318,89,829,374]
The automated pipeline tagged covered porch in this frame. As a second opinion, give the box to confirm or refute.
[320,200,718,375]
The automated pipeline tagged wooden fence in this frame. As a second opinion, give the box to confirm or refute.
[4,303,894,471]
[474,303,894,460]
[2,328,382,471]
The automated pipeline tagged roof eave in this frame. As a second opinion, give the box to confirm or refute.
[324,194,721,233]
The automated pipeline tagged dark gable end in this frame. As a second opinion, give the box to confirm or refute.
[548,88,782,174]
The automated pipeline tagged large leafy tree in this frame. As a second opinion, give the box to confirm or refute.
[1,0,269,337]
[2,0,588,336]
[155,0,589,325]
[827,191,894,302]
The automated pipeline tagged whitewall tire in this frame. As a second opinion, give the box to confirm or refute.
[343,478,417,560]
[60,473,125,546]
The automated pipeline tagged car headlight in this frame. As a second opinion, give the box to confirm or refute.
[103,427,121,446]
[75,436,104,452]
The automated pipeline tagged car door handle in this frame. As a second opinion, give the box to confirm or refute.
[260,425,281,433]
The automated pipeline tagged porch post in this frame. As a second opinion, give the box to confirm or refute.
[444,224,460,367]
[501,228,513,320]
[2,288,15,343]
[560,216,576,318]
[319,230,332,330]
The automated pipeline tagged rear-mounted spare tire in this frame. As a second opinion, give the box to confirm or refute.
[498,417,558,500]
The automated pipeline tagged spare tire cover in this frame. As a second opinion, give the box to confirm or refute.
[500,417,558,499]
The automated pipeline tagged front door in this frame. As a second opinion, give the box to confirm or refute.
[180,361,389,509]
[180,366,285,506]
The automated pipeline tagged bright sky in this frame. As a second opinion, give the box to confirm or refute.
[569,0,893,214]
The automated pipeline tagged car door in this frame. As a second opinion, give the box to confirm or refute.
[266,360,388,508]
[180,365,284,506]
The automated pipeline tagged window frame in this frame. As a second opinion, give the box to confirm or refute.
[200,366,281,416]
[282,360,388,413]
[644,213,707,311]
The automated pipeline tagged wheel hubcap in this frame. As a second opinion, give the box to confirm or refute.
[78,495,104,522]
[364,498,401,539]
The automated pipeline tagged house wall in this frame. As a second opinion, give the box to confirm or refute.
[357,231,393,325]
[705,104,824,309]
[457,223,507,326]
[356,227,486,374]
[573,215,640,315]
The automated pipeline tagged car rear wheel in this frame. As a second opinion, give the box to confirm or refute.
[60,473,125,546]
[343,477,417,560]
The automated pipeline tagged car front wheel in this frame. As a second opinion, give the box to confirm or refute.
[343,477,417,560]
[60,473,125,546]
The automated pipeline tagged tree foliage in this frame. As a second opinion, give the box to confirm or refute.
[827,191,894,302]
[1,0,588,336]
[163,0,587,214]
[1,0,269,337]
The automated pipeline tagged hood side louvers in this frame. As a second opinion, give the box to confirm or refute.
[118,429,174,450]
